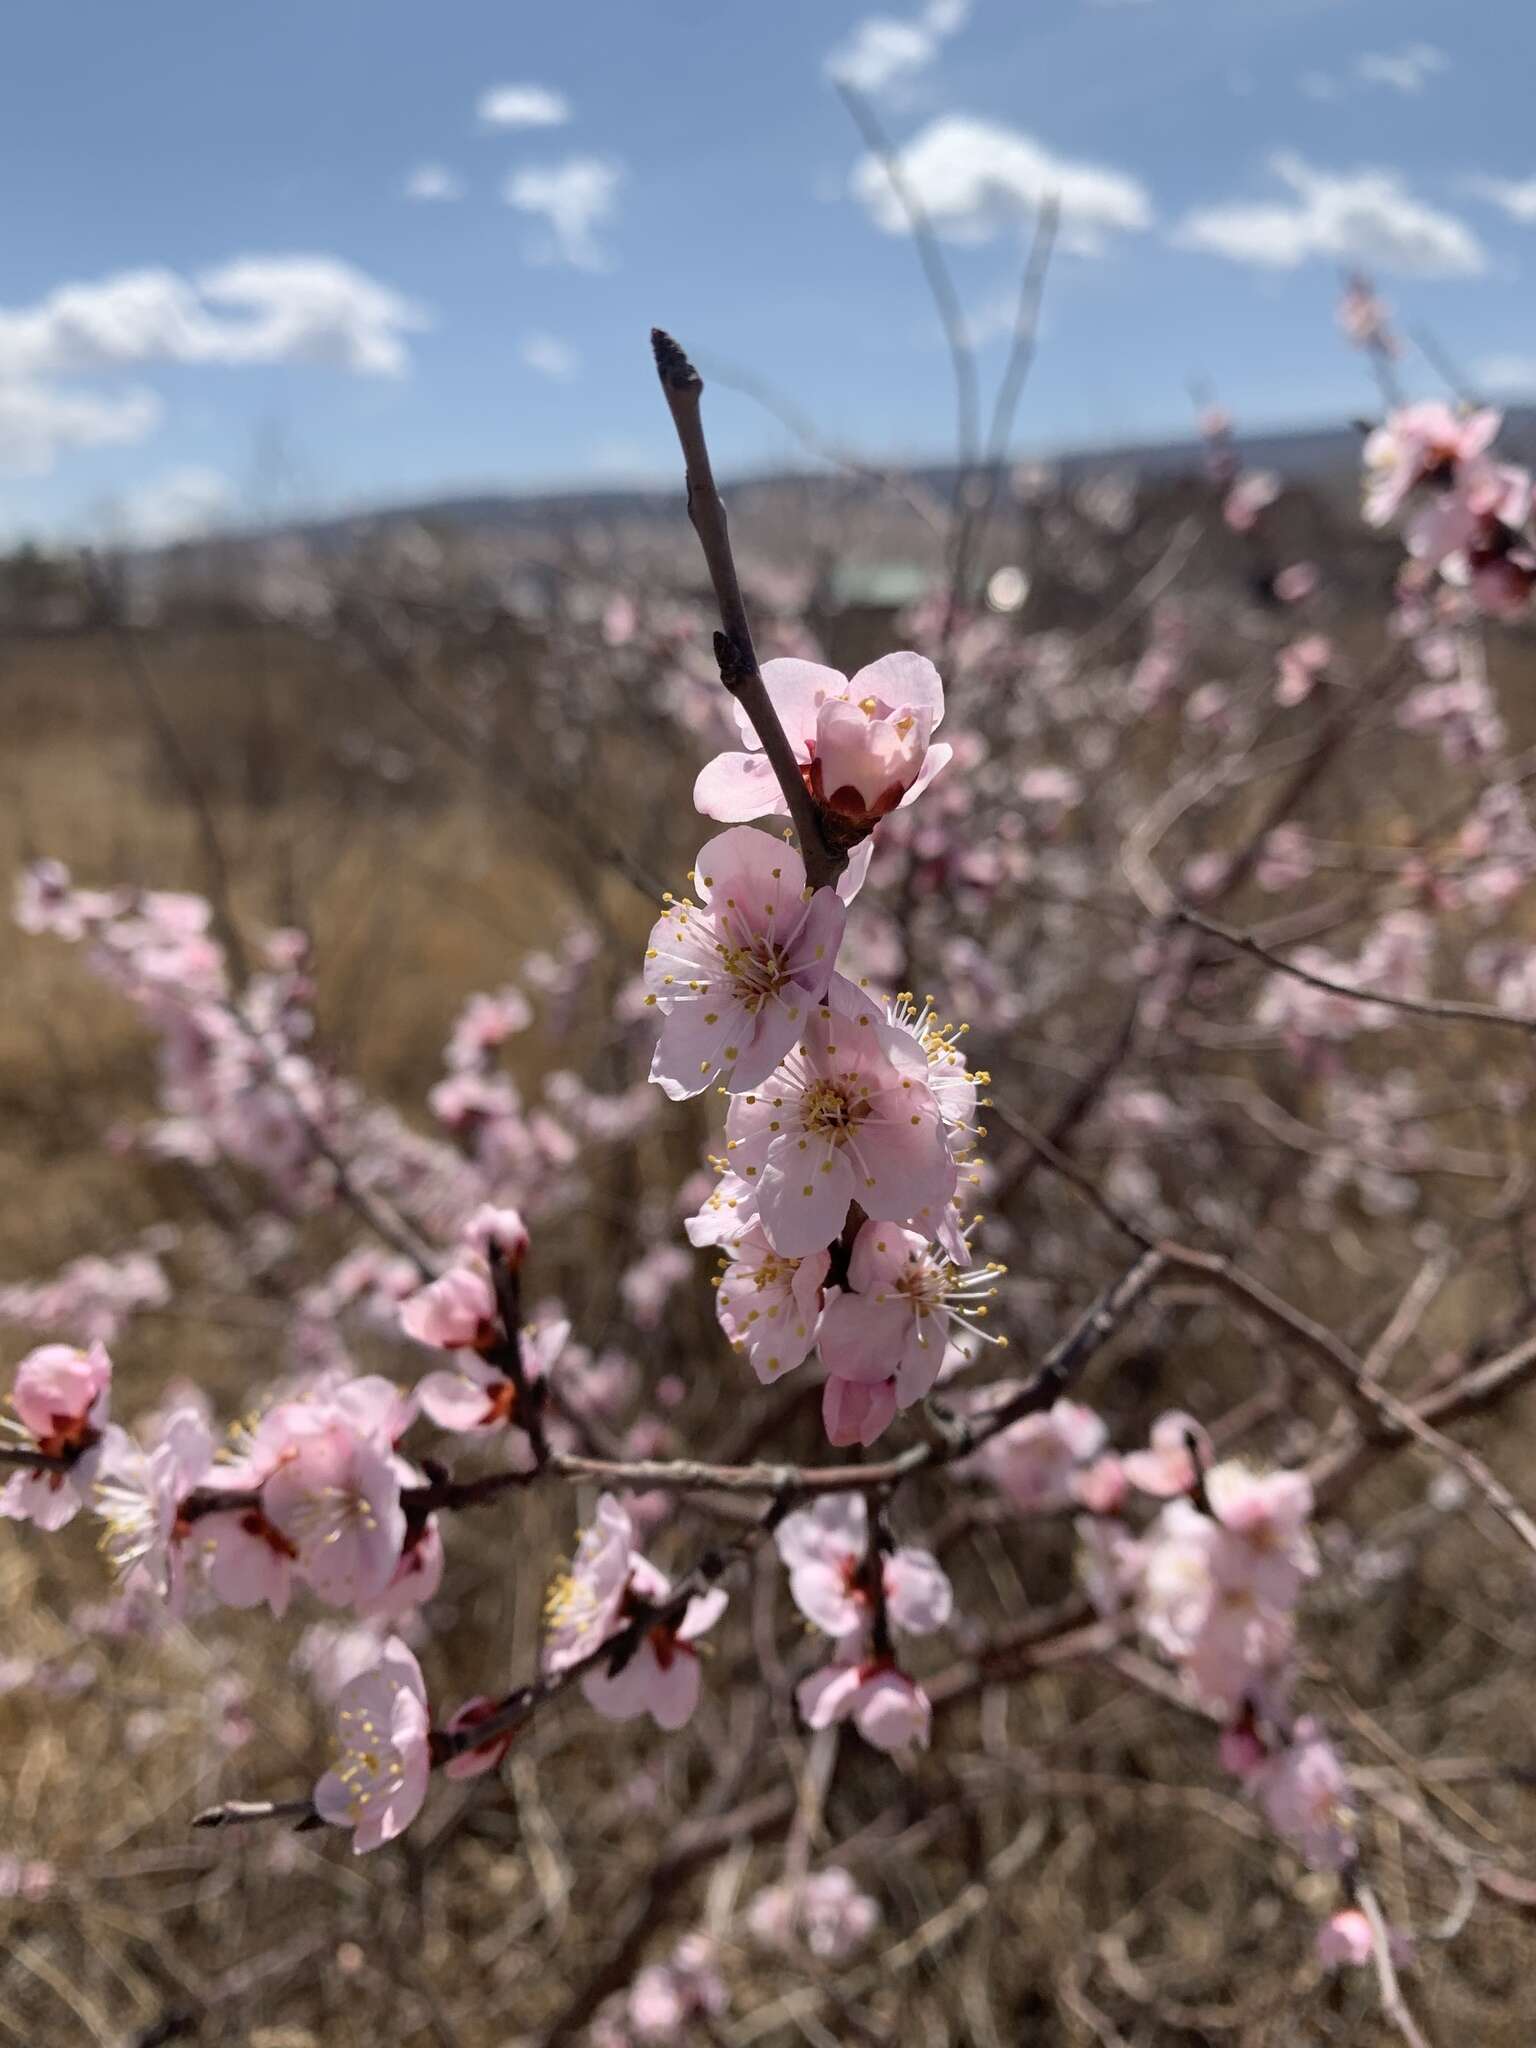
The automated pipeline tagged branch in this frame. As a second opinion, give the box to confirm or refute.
[650,328,844,891]
[1173,904,1535,1034]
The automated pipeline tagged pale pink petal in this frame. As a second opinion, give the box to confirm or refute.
[790,1560,864,1637]
[822,1374,898,1446]
[796,1660,865,1730]
[753,658,849,752]
[884,1548,952,1635]
[849,651,945,725]
[693,750,786,822]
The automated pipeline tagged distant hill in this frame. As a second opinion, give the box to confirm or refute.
[268,405,1536,550]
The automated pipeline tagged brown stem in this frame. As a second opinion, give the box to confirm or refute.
[650,328,845,891]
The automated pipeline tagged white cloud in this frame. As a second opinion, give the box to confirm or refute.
[1299,72,1339,101]
[405,163,464,203]
[477,83,570,129]
[0,258,429,382]
[1476,354,1536,395]
[825,0,970,98]
[520,331,578,380]
[118,465,233,546]
[851,114,1152,255]
[1176,154,1484,277]
[195,258,429,375]
[1357,44,1447,95]
[1466,174,1536,225]
[0,381,161,477]
[503,157,624,269]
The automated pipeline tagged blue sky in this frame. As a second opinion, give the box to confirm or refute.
[3,0,1534,542]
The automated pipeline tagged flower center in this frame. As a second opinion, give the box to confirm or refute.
[801,1078,868,1144]
[718,932,790,1014]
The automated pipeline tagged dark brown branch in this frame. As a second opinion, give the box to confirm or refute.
[650,328,845,891]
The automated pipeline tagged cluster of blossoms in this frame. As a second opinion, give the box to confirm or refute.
[778,1493,952,1753]
[1059,1413,1378,1953]
[1364,401,1536,620]
[955,1396,1395,1965]
[646,654,1003,1450]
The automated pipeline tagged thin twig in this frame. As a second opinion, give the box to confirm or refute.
[651,328,844,890]
[1173,905,1535,1034]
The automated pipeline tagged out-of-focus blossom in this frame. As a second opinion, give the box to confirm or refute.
[0,1341,112,1530]
[262,1418,408,1607]
[972,1396,1106,1513]
[797,1658,931,1753]
[542,1493,727,1730]
[1255,1718,1356,1870]
[93,1406,213,1606]
[748,1865,880,1959]
[774,1493,952,1639]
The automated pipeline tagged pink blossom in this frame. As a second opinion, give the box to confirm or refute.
[543,1494,728,1729]
[619,1243,692,1330]
[818,1222,1001,1425]
[414,1311,565,1446]
[973,1397,1107,1513]
[1338,275,1397,354]
[643,826,845,1100]
[1256,824,1316,894]
[684,1168,760,1250]
[362,1519,445,1620]
[581,1553,728,1732]
[1363,403,1501,527]
[445,987,533,1070]
[262,1420,407,1607]
[92,1407,213,1605]
[724,985,956,1258]
[715,1225,829,1383]
[1276,635,1331,707]
[1315,1908,1374,1969]
[313,1636,431,1853]
[822,1374,898,1448]
[542,1492,633,1673]
[1223,471,1279,532]
[0,1340,112,1530]
[748,1865,880,1958]
[626,1934,728,2043]
[399,1261,499,1353]
[199,1492,300,1617]
[774,1493,953,1639]
[1121,1411,1210,1499]
[0,1854,55,1900]
[1273,561,1319,603]
[1255,1719,1355,1870]
[1072,1454,1129,1515]
[694,652,951,832]
[797,1658,931,1753]
[459,1204,531,1268]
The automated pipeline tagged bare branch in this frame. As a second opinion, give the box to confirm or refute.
[1173,904,1535,1034]
[650,328,845,890]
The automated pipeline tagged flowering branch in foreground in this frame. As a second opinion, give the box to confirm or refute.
[16,305,1536,2038]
